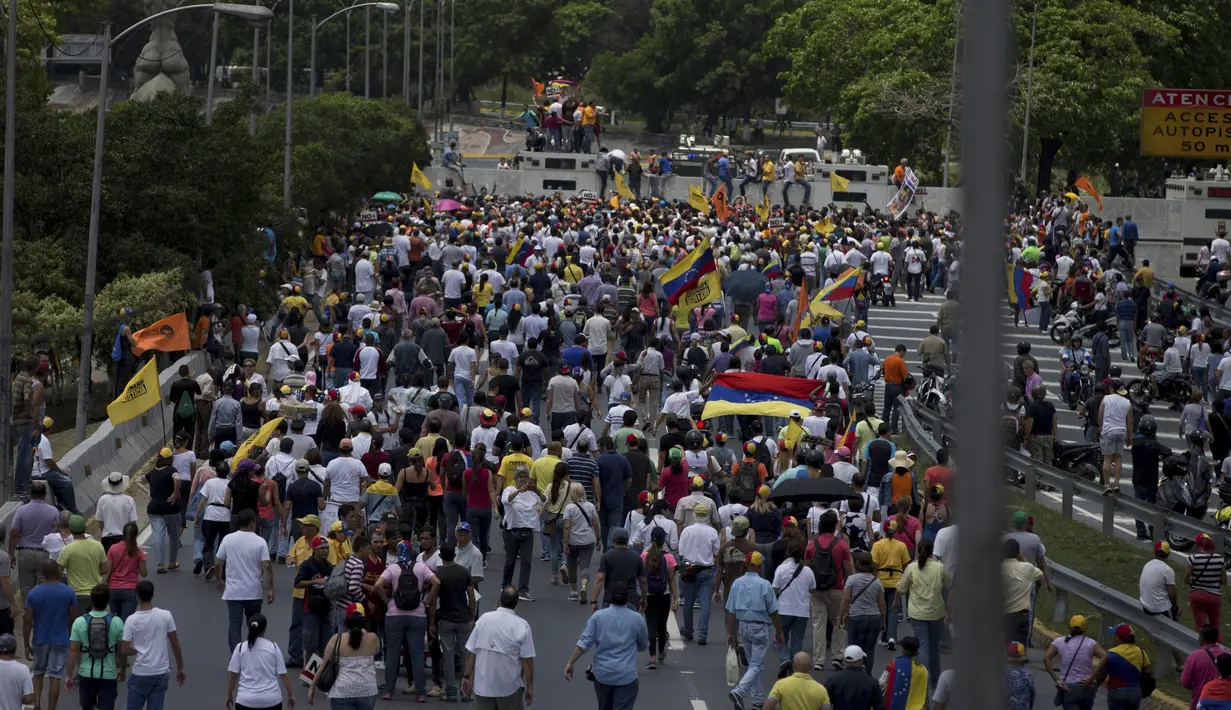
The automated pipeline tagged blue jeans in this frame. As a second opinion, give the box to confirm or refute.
[678,567,714,641]
[192,522,204,563]
[384,614,427,695]
[913,617,945,691]
[544,524,563,574]
[443,492,467,546]
[454,378,474,407]
[329,696,377,710]
[523,382,544,425]
[847,614,881,675]
[1107,687,1142,710]
[1118,319,1136,361]
[332,368,353,389]
[733,621,774,707]
[600,505,623,549]
[1038,300,1052,333]
[38,470,78,513]
[126,673,169,710]
[781,614,808,657]
[110,588,137,621]
[12,422,32,495]
[593,678,639,710]
[287,594,305,665]
[227,599,262,652]
[1134,485,1157,539]
[149,514,180,567]
[466,507,493,560]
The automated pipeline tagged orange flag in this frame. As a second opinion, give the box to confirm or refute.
[131,312,191,355]
[531,78,544,97]
[711,184,730,222]
[791,278,809,338]
[1074,175,1103,211]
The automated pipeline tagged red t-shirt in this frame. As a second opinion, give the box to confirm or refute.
[106,544,146,590]
[924,466,954,502]
[892,515,923,552]
[804,533,853,590]
[464,467,493,509]
[658,464,691,510]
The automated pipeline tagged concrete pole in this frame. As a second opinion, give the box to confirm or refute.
[941,0,961,188]
[416,0,423,114]
[205,11,220,125]
[345,13,351,93]
[310,18,317,99]
[1019,1,1039,184]
[249,24,260,135]
[382,10,387,98]
[364,6,370,98]
[283,0,294,208]
[402,0,411,105]
[0,0,18,492]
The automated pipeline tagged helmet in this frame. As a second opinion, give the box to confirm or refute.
[1017,342,1031,355]
[1217,507,1231,525]
[684,429,705,449]
[1137,414,1157,436]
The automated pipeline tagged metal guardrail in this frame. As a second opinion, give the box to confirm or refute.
[1149,280,1231,324]
[896,395,1201,676]
[904,397,1227,552]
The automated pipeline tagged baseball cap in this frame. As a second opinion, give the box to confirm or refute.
[1007,642,1026,660]
[330,520,345,533]
[295,459,309,472]
[280,384,292,395]
[158,447,173,459]
[345,602,366,619]
[1012,510,1029,526]
[1155,540,1171,555]
[843,645,866,662]
[297,514,321,527]
[340,438,354,451]
[650,526,668,543]
[782,515,798,527]
[68,515,86,533]
[757,484,771,499]
[637,490,652,504]
[521,407,532,417]
[1114,624,1134,641]
[626,433,640,446]
[310,535,329,548]
[618,391,632,403]
[693,502,710,517]
[455,521,472,532]
[691,475,705,488]
[611,527,630,544]
[0,634,16,654]
[745,550,763,566]
[1069,615,1088,632]
[1197,533,1214,550]
[731,516,750,535]
[219,440,238,453]
[378,463,393,478]
[744,442,757,454]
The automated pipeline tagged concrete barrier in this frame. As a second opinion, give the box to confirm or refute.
[0,351,208,526]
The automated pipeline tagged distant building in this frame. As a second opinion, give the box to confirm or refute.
[44,34,108,79]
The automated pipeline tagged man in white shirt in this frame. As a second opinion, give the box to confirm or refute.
[903,242,927,301]
[676,507,720,643]
[515,409,547,459]
[442,263,468,310]
[95,473,137,551]
[354,334,384,394]
[1139,541,1177,615]
[461,586,535,706]
[265,330,300,390]
[354,255,376,303]
[214,510,274,651]
[869,245,892,277]
[121,581,185,707]
[584,311,612,370]
[501,468,544,601]
[322,441,367,530]
[448,340,478,407]
[347,295,373,333]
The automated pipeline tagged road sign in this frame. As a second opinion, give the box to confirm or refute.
[1140,88,1231,158]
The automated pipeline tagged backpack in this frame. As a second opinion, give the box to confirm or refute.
[647,559,669,596]
[736,460,760,494]
[842,512,868,552]
[86,614,114,661]
[175,390,195,420]
[444,449,467,490]
[809,536,841,590]
[750,436,774,473]
[324,559,349,601]
[393,563,422,610]
[1002,407,1021,447]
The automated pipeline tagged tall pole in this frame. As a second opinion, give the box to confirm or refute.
[0,0,18,492]
[309,18,317,99]
[364,6,370,98]
[435,0,442,141]
[205,11,220,125]
[448,0,453,130]
[249,24,260,135]
[265,24,272,106]
[402,0,411,104]
[345,13,351,93]
[1019,0,1038,184]
[76,22,112,445]
[957,0,1009,708]
[416,0,423,114]
[284,0,294,208]
[941,0,961,188]
[382,10,387,98]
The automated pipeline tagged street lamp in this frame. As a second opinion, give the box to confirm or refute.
[205,4,277,124]
[309,2,400,100]
[74,1,274,444]
[1019,0,1039,185]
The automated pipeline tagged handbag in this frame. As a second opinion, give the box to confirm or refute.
[724,646,740,687]
[315,633,343,692]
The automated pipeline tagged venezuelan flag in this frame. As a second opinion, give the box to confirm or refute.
[730,335,754,356]
[506,237,533,267]
[884,655,929,710]
[700,372,816,419]
[1197,677,1231,708]
[839,416,858,450]
[1006,263,1034,309]
[815,267,859,302]
[660,239,719,305]
[762,254,783,279]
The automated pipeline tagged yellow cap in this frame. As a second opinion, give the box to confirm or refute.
[158,447,173,459]
[1069,615,1088,632]
[41,416,53,429]
[757,484,771,499]
[746,550,764,566]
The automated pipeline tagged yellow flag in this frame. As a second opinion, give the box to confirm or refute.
[830,171,851,192]
[688,184,709,212]
[614,171,636,200]
[411,163,433,190]
[783,418,805,451]
[816,216,835,235]
[106,359,161,426]
[232,417,286,468]
[609,195,619,209]
[756,193,770,221]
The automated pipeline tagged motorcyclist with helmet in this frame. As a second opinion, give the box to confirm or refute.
[1130,415,1172,540]
[1059,335,1092,403]
[1152,337,1185,404]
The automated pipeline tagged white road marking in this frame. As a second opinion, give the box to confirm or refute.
[667,609,686,650]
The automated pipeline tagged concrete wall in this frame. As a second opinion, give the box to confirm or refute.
[0,350,208,525]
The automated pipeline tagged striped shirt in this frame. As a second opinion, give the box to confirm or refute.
[567,455,600,503]
[337,555,366,610]
[1190,552,1223,596]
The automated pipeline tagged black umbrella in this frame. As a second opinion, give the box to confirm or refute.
[723,269,769,305]
[768,476,857,505]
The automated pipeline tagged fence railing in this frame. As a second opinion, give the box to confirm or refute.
[1150,280,1231,324]
[896,395,1203,676]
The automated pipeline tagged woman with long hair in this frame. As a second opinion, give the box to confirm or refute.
[920,486,950,544]
[104,521,146,620]
[838,550,886,674]
[745,486,780,562]
[397,444,434,529]
[891,495,923,558]
[225,615,295,710]
[544,462,571,585]
[240,383,266,439]
[894,539,951,692]
[189,449,224,572]
[308,603,379,710]
[641,527,678,669]
[318,400,349,464]
[772,538,815,660]
[562,482,600,604]
[463,442,498,563]
[1043,615,1107,710]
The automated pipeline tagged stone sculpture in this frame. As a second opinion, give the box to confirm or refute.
[131,0,191,101]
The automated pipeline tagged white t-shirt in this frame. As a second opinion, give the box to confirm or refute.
[171,451,196,482]
[771,558,816,618]
[200,477,232,523]
[215,530,270,601]
[0,658,31,710]
[869,251,892,276]
[662,391,701,418]
[831,461,859,484]
[442,270,467,299]
[1139,558,1176,613]
[583,316,611,355]
[905,248,926,274]
[31,436,53,479]
[354,259,375,294]
[228,638,287,708]
[325,457,367,502]
[603,375,632,404]
[449,346,477,382]
[240,325,261,354]
[201,270,215,303]
[122,607,178,676]
[932,524,959,573]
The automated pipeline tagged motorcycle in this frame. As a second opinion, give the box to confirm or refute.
[913,364,953,418]
[873,274,896,307]
[1074,319,1120,350]
[1049,305,1085,345]
[1126,373,1193,412]
[1053,440,1103,482]
[1060,363,1093,411]
[1158,449,1214,551]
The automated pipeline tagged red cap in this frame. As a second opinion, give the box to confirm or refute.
[637,491,651,504]
[626,433,639,445]
[1114,624,1134,640]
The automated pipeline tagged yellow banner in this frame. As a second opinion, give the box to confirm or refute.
[411,163,433,190]
[232,417,286,468]
[756,193,770,221]
[830,171,851,192]
[688,184,709,212]
[782,419,805,451]
[106,359,161,426]
[614,171,636,200]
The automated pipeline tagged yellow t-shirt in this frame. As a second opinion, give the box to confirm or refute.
[474,283,494,309]
[871,537,910,589]
[767,673,830,710]
[288,537,340,599]
[563,263,584,284]
[58,539,106,595]
[281,295,310,314]
[531,455,562,493]
[897,559,951,620]
[582,106,596,126]
[498,453,535,488]
[762,162,776,182]
[312,233,328,257]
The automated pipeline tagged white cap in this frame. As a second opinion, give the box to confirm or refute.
[246,314,257,323]
[843,645,866,662]
[378,462,393,477]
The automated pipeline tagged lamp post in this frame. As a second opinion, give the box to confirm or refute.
[417,0,424,114]
[448,0,454,131]
[382,8,388,98]
[249,21,259,135]
[0,0,16,495]
[364,6,370,98]
[205,10,220,125]
[283,0,293,208]
[941,0,962,188]
[75,2,275,444]
[1019,0,1039,184]
[402,0,412,104]
[310,3,400,100]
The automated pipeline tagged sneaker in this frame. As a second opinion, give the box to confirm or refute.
[428,686,445,698]
[659,648,667,665]
[580,587,588,604]
[415,696,427,704]
[697,639,708,646]
[375,660,385,671]
[777,660,793,679]
[518,591,535,602]
[887,638,896,651]
[567,591,580,601]
[559,566,570,585]
[461,695,474,703]
[285,659,303,669]
[193,560,203,575]
[646,658,658,670]
[445,696,459,703]
[482,558,488,570]
[831,659,843,670]
[812,663,823,671]
[729,690,746,710]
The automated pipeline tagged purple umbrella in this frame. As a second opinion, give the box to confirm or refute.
[435,198,467,212]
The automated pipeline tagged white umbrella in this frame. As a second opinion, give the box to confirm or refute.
[609,149,627,163]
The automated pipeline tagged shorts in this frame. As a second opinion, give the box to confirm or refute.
[32,644,68,678]
[1100,431,1127,455]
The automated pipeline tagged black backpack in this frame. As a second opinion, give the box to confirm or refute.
[647,560,669,596]
[750,437,774,473]
[736,460,760,494]
[393,563,422,610]
[444,450,467,490]
[87,614,114,661]
[809,536,841,590]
